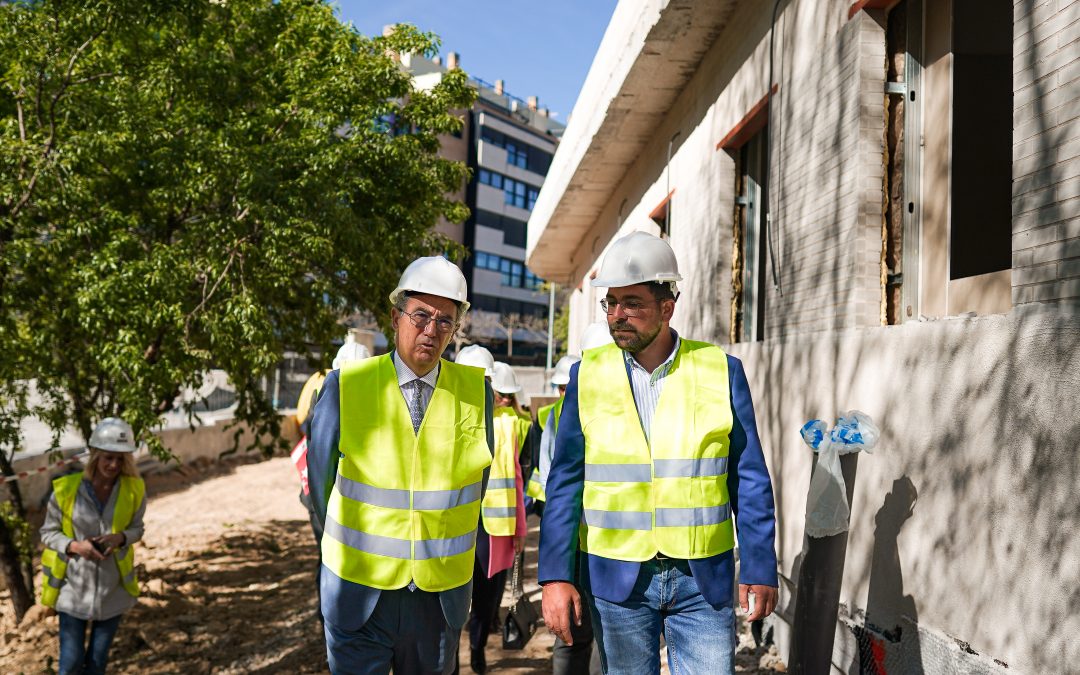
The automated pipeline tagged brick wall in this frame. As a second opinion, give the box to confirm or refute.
[1011,0,1080,305]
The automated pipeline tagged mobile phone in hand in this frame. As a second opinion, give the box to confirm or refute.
[91,538,108,554]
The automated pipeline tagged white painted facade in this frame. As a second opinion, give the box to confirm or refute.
[527,0,1080,671]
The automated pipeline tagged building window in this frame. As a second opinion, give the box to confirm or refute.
[733,130,768,343]
[886,0,1012,319]
[649,190,675,238]
[476,210,528,248]
[475,250,542,289]
[506,142,528,169]
[478,169,503,190]
[479,125,553,173]
[481,169,539,211]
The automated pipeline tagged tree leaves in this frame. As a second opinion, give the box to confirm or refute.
[0,0,476,456]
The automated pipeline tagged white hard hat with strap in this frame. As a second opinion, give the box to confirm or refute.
[88,417,137,454]
[589,231,682,294]
[580,321,615,352]
[389,256,470,314]
[333,332,372,369]
[550,354,581,386]
[456,344,496,378]
[491,362,522,395]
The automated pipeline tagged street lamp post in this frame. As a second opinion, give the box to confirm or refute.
[546,283,556,373]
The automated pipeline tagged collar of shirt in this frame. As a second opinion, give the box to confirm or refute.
[623,329,681,382]
[392,351,440,391]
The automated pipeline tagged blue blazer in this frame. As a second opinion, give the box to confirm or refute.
[307,362,495,631]
[538,350,778,606]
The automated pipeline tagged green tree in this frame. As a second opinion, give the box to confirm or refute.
[0,0,474,620]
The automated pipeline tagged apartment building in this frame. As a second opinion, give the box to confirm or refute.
[406,50,565,364]
[527,0,1079,672]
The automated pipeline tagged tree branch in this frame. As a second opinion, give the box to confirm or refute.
[184,248,240,337]
[7,28,107,219]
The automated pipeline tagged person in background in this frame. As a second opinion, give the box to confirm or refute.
[527,354,581,517]
[39,417,146,675]
[457,360,529,674]
[308,256,495,674]
[294,332,373,635]
[454,345,496,384]
[540,232,778,674]
[536,322,616,675]
[296,333,373,534]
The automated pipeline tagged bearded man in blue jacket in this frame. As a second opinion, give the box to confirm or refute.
[539,232,779,675]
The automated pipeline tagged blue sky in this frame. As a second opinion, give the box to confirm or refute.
[332,0,618,122]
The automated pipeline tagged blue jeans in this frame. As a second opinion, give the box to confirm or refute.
[589,559,736,675]
[58,612,123,675]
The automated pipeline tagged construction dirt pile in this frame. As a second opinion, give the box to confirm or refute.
[1,454,786,673]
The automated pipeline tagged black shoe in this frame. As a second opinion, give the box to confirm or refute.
[470,648,487,674]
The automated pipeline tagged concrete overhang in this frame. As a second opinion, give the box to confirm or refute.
[526,0,740,283]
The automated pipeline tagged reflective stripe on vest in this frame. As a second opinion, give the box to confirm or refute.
[481,408,521,535]
[323,355,491,592]
[40,472,144,607]
[578,340,735,561]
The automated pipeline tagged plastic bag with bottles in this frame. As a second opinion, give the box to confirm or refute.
[799,411,879,538]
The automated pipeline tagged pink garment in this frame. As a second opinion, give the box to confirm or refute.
[487,455,527,577]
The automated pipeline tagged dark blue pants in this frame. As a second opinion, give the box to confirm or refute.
[467,558,507,653]
[58,612,122,675]
[324,588,459,675]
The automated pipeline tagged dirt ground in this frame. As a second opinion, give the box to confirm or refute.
[0,454,786,674]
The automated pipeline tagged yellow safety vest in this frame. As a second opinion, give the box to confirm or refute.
[481,407,525,535]
[536,402,557,432]
[40,472,144,607]
[322,355,491,592]
[577,340,735,561]
[527,398,564,501]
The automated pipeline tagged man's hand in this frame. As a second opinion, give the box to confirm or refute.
[542,581,583,645]
[67,540,105,561]
[739,584,778,622]
[513,535,525,554]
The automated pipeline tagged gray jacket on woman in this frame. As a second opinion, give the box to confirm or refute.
[39,476,147,620]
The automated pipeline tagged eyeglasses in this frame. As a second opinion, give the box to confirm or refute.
[398,307,459,334]
[599,298,653,318]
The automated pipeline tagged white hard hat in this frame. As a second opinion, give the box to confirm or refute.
[456,344,496,378]
[590,231,682,291]
[389,256,470,314]
[580,321,615,352]
[491,361,522,395]
[550,354,581,386]
[88,417,137,454]
[333,333,371,370]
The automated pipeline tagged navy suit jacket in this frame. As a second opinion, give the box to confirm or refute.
[538,350,778,607]
[308,360,495,631]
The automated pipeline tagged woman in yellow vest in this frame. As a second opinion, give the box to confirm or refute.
[462,360,530,673]
[39,417,146,675]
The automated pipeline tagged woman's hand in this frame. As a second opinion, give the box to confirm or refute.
[67,540,106,561]
[513,535,525,554]
[93,533,126,556]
